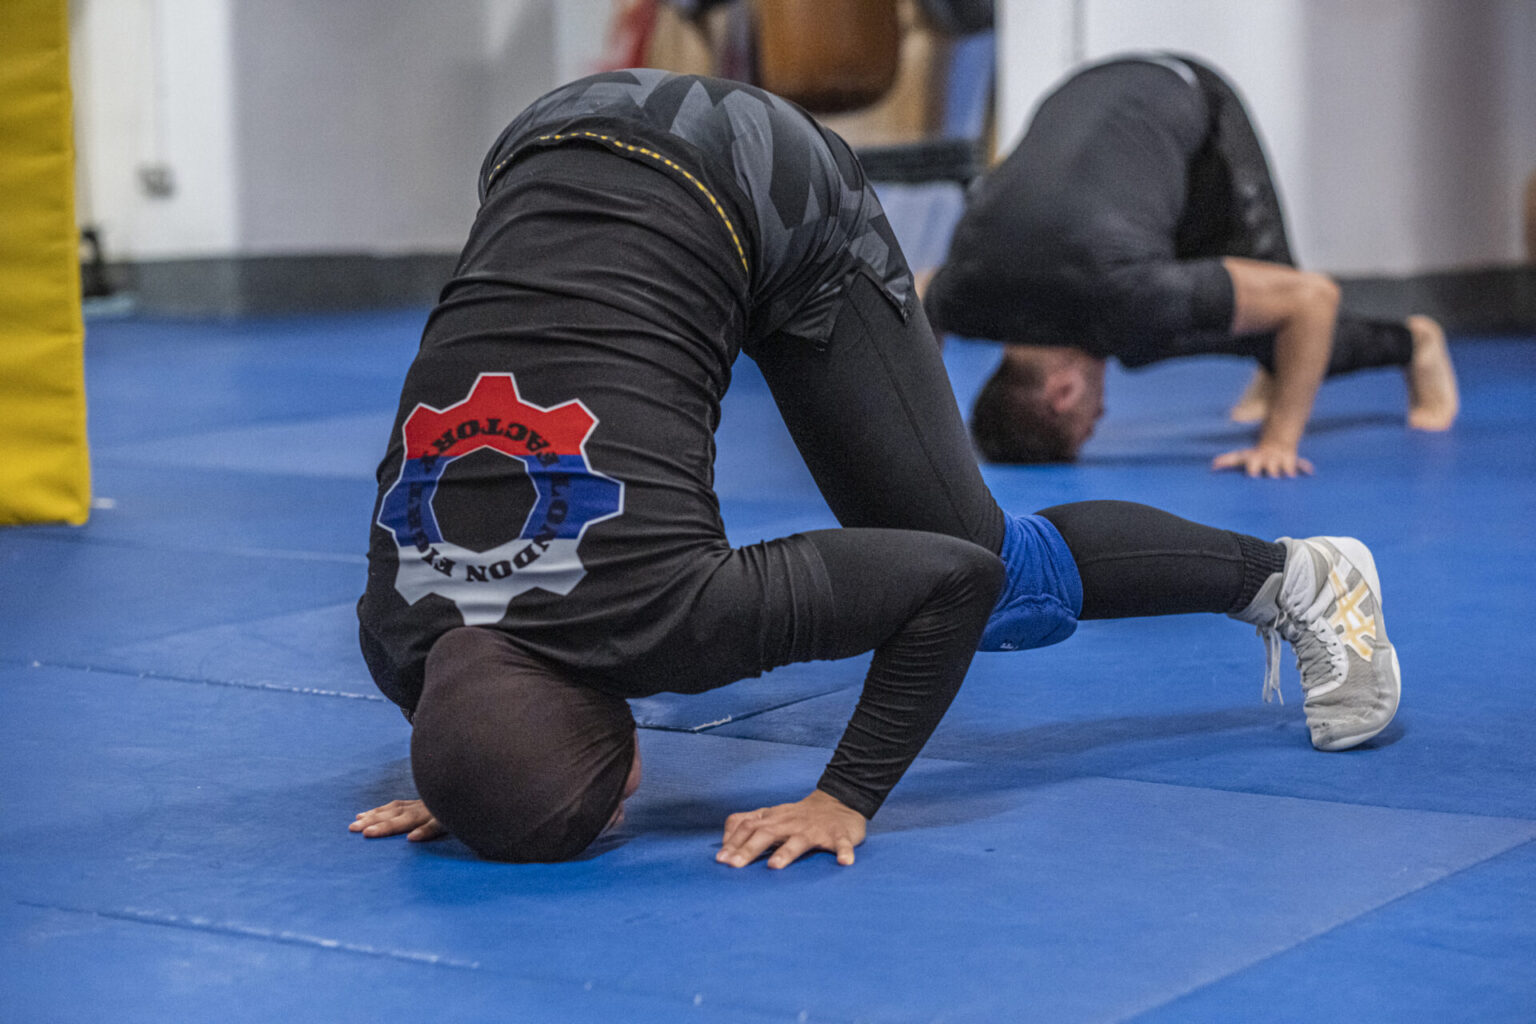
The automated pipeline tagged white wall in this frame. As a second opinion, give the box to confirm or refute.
[71,0,239,259]
[230,1,511,254]
[74,1,1533,276]
[997,0,1536,275]
[71,0,610,261]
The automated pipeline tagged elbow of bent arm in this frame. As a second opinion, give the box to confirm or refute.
[1299,272,1342,316]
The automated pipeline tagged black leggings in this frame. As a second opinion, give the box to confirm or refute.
[755,271,1284,621]
[1178,58,1413,375]
[1036,501,1280,619]
[779,503,1276,813]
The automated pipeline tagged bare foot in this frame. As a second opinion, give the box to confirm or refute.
[913,267,936,301]
[1228,367,1274,423]
[1405,315,1459,430]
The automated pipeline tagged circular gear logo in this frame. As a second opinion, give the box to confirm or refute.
[376,373,623,625]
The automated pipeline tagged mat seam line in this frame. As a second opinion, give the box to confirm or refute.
[5,530,370,564]
[1111,833,1536,1024]
[1097,772,1536,826]
[14,899,482,971]
[676,686,861,733]
[4,656,871,724]
[3,656,389,703]
[15,898,846,1022]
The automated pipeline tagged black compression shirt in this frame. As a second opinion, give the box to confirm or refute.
[927,56,1237,362]
[361,145,780,711]
[359,78,914,708]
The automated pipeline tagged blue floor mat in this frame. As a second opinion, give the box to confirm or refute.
[6,663,1533,1024]
[2,311,1533,1022]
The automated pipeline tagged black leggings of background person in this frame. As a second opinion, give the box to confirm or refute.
[1168,58,1411,375]
[757,271,1284,618]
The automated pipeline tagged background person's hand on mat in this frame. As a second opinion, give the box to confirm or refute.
[350,798,445,841]
[1212,443,1315,479]
[716,789,867,869]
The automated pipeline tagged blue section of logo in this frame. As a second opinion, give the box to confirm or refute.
[379,451,621,553]
[523,454,623,541]
[378,456,444,552]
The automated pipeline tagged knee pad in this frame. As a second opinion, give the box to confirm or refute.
[979,513,1083,652]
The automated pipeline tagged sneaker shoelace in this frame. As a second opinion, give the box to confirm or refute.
[1256,620,1287,704]
[1255,584,1347,706]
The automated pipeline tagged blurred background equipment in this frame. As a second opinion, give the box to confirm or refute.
[1,0,91,525]
[916,0,993,35]
[1526,168,1536,261]
[755,0,902,114]
[63,0,1534,330]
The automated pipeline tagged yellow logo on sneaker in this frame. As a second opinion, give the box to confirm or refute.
[1328,567,1377,659]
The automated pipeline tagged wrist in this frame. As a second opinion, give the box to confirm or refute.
[811,787,867,819]
[1257,423,1302,450]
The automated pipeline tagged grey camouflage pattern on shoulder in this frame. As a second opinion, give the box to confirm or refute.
[481,69,912,343]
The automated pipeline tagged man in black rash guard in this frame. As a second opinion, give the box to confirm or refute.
[351,69,1403,869]
[925,54,1460,477]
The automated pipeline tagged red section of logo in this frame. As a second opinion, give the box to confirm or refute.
[402,375,597,463]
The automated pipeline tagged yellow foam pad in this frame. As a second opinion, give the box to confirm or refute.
[0,0,90,525]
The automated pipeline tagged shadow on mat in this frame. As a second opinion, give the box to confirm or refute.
[620,707,1303,841]
[1297,411,1402,435]
[1076,450,1220,468]
[1080,411,1402,466]
[875,710,1410,833]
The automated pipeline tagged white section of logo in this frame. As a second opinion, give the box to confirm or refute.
[395,537,588,626]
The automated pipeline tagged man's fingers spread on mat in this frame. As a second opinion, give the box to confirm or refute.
[723,807,765,831]
[720,808,769,850]
[718,791,867,868]
[1212,446,1314,479]
[718,805,803,867]
[407,817,446,841]
[724,826,783,868]
[719,812,748,849]
[1212,449,1241,472]
[351,798,435,838]
[362,814,411,836]
[767,836,813,870]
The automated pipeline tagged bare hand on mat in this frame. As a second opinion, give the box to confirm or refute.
[1212,443,1314,478]
[717,789,866,869]
[350,798,445,842]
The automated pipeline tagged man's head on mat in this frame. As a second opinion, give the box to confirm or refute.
[410,627,642,861]
[970,345,1106,463]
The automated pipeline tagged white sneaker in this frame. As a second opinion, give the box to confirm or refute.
[1231,536,1401,751]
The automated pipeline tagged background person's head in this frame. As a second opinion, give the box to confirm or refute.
[969,345,1106,463]
[410,627,640,862]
